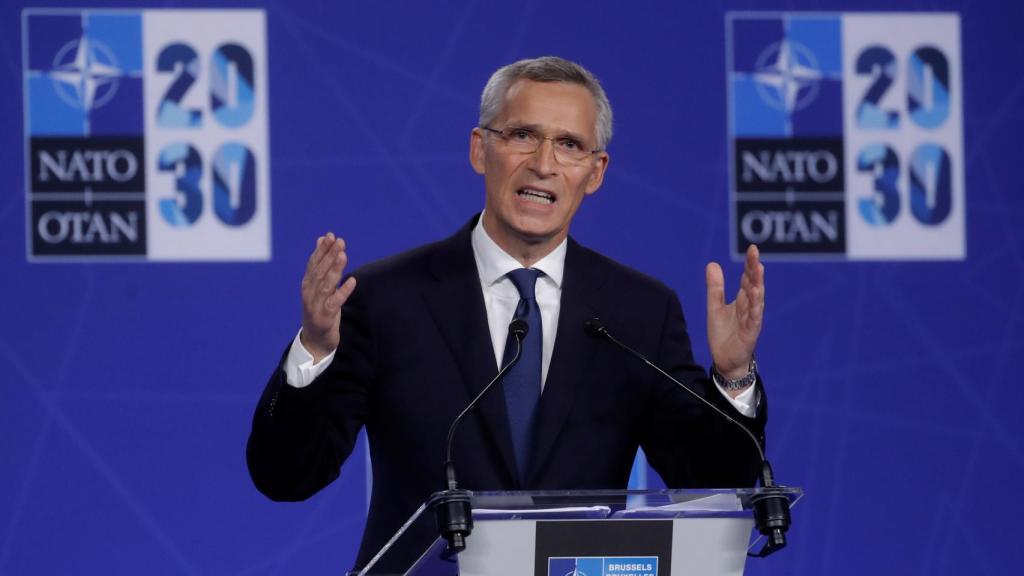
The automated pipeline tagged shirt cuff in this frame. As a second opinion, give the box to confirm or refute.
[714,380,758,418]
[283,329,336,388]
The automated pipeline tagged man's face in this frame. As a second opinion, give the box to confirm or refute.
[470,79,609,257]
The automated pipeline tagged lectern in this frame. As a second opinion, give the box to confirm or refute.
[356,488,802,576]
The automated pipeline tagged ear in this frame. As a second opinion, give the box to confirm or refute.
[583,151,610,196]
[469,128,486,175]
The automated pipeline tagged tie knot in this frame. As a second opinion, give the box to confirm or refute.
[506,268,541,300]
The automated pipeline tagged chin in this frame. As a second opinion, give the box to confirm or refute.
[515,224,564,246]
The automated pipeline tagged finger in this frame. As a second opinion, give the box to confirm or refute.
[735,247,762,307]
[304,233,340,281]
[739,267,752,291]
[738,273,763,306]
[741,283,761,312]
[750,293,764,322]
[742,285,765,330]
[325,276,358,311]
[318,247,348,295]
[738,262,765,312]
[745,244,764,287]
[706,262,725,311]
[745,295,765,332]
[304,235,329,278]
[312,237,347,284]
[745,245,765,306]
[734,282,750,319]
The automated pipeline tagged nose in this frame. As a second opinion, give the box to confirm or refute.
[527,137,559,175]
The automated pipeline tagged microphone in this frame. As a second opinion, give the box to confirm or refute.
[584,317,792,557]
[432,318,529,556]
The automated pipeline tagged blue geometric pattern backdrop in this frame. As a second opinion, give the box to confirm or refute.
[2,1,1022,574]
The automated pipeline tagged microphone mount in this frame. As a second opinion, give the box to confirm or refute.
[432,318,529,557]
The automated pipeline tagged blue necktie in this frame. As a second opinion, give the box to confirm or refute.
[501,268,542,482]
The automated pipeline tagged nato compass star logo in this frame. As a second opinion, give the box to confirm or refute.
[48,35,122,112]
[753,39,823,113]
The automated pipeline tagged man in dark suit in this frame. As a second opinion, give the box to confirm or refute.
[247,56,767,573]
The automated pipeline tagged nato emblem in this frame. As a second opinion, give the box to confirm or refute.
[549,556,658,576]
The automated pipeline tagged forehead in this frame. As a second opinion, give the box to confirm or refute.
[497,79,598,138]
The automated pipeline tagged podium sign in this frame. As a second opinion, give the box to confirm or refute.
[458,517,751,576]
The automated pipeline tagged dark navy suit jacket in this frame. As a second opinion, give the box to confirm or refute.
[247,215,766,572]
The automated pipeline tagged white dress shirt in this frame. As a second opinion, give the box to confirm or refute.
[283,216,757,417]
[470,217,564,388]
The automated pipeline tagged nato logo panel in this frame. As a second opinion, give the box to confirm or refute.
[727,12,964,261]
[23,9,271,261]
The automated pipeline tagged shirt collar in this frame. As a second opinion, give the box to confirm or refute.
[471,212,566,288]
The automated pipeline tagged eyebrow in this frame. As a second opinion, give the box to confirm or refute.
[505,122,589,143]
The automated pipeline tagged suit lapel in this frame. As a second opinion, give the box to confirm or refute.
[526,238,607,485]
[421,218,518,485]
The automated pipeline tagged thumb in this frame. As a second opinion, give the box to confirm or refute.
[706,261,725,312]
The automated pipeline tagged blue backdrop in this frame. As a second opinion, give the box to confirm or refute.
[2,0,1022,574]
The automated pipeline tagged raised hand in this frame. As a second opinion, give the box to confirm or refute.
[300,233,357,363]
[705,244,765,382]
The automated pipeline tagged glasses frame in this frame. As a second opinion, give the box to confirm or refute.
[480,126,603,165]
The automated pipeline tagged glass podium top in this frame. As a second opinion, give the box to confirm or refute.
[355,487,803,575]
[468,487,802,518]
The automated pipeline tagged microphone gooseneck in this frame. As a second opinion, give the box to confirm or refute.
[584,318,766,463]
[584,317,792,558]
[433,318,529,556]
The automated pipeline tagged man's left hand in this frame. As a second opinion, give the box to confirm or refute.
[706,244,765,383]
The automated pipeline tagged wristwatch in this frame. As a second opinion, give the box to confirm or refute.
[712,358,758,391]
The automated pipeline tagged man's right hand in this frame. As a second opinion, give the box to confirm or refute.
[300,233,357,363]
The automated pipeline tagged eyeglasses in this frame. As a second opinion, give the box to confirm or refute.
[481,126,601,164]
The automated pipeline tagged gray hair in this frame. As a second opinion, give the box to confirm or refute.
[479,56,614,150]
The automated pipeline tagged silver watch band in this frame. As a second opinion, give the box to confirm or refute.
[712,358,758,391]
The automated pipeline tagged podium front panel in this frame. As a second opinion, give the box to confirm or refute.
[456,517,754,576]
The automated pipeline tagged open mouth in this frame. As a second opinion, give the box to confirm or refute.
[517,188,555,205]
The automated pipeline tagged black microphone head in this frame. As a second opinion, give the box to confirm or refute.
[584,317,607,337]
[510,318,529,338]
